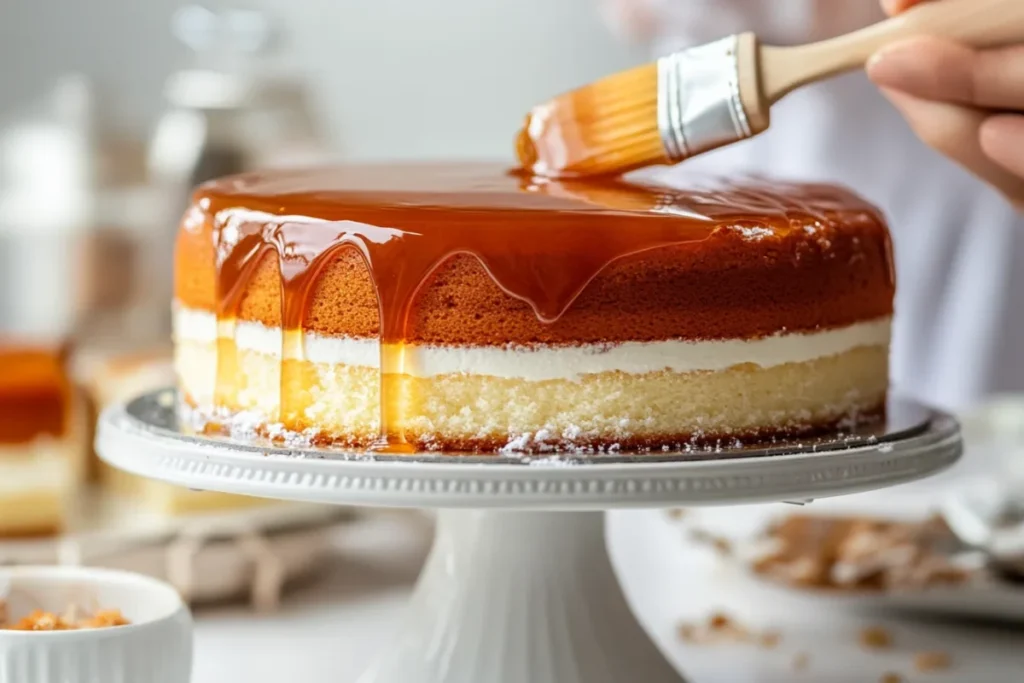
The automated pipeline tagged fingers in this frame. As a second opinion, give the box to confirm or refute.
[868,38,1024,110]
[881,88,1024,207]
[981,115,1024,179]
[866,14,1024,210]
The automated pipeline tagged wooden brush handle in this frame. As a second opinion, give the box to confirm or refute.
[759,0,1024,103]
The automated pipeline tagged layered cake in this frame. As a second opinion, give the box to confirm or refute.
[0,345,85,536]
[173,163,894,454]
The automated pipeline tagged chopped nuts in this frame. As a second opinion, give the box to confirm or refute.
[751,514,971,592]
[79,609,131,629]
[914,651,952,672]
[0,600,129,631]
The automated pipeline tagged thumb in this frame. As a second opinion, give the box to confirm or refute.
[981,115,1024,212]
[980,115,1024,180]
[881,88,1024,209]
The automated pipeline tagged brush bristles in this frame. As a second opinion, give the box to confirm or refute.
[516,63,667,178]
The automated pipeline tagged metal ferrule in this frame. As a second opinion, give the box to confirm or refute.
[657,35,752,163]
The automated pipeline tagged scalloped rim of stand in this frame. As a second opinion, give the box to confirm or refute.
[95,389,962,509]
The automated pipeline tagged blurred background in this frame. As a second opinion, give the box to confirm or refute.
[1,0,638,158]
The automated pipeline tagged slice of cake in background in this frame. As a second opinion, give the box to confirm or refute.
[0,344,85,537]
[79,348,273,515]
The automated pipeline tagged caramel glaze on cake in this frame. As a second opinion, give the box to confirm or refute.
[0,347,71,445]
[173,162,895,454]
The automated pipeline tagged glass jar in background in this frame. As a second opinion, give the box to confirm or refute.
[0,75,93,344]
[144,4,331,343]
[148,3,329,207]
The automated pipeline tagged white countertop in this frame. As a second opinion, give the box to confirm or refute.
[191,475,1022,683]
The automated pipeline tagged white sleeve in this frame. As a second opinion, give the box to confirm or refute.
[601,0,882,56]
[651,0,757,49]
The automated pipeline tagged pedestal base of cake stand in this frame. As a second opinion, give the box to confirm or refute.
[96,391,962,683]
[357,509,683,683]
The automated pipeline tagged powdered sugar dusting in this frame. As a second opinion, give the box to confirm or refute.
[500,432,534,454]
[177,400,887,461]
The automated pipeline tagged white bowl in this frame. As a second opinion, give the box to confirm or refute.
[0,566,192,683]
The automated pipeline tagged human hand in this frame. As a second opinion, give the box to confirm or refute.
[868,0,1024,210]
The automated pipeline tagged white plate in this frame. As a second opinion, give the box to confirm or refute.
[673,397,1024,623]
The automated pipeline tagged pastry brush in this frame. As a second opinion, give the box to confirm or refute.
[516,0,1024,178]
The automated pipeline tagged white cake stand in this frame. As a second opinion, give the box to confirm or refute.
[96,390,961,683]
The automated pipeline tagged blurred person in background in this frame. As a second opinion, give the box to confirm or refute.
[600,0,1024,413]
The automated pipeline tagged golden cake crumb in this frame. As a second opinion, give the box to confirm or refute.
[879,673,903,683]
[792,652,810,671]
[859,626,893,650]
[914,651,952,672]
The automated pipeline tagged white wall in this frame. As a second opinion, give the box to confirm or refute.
[0,0,180,132]
[0,0,641,160]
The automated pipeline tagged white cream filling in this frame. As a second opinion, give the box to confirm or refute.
[174,305,890,380]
